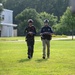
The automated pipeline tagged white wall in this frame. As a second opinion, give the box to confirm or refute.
[0,9,17,37]
[1,9,13,24]
[1,26,14,37]
[14,29,17,37]
[9,26,13,36]
[1,26,8,37]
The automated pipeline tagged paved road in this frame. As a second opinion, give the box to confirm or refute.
[52,36,75,40]
[19,36,75,42]
[1,36,74,42]
[17,36,75,42]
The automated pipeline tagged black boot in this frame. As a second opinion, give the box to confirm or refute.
[43,56,45,59]
[28,55,31,59]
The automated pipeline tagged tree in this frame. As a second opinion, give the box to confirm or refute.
[0,3,3,13]
[4,0,69,22]
[59,7,75,40]
[39,12,58,27]
[15,8,43,36]
[52,0,69,20]
[0,0,3,3]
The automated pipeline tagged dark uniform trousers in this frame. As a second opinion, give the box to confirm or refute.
[26,39,34,58]
[25,25,36,58]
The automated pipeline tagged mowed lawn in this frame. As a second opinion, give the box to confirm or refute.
[0,37,75,75]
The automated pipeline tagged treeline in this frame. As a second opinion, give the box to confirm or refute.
[3,0,69,19]
[1,0,75,36]
[15,8,58,35]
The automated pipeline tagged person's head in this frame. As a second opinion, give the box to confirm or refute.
[44,19,49,26]
[28,19,33,26]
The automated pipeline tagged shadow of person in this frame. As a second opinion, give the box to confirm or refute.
[35,58,48,63]
[18,58,31,63]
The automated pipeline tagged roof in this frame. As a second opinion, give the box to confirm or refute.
[0,23,17,27]
[3,9,13,13]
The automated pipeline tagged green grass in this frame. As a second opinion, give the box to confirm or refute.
[0,37,75,75]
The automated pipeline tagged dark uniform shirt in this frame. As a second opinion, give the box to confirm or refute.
[41,25,53,40]
[25,25,36,41]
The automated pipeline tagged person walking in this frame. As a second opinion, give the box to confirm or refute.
[40,19,53,59]
[24,19,36,59]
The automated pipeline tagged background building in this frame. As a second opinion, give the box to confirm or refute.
[0,9,17,37]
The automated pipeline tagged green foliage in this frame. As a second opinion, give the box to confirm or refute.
[62,7,75,34]
[54,7,75,35]
[53,24,63,34]
[0,6,3,13]
[60,7,75,29]
[39,12,58,27]
[4,0,69,20]
[0,0,3,3]
[16,8,58,36]
[2,0,71,35]
[16,8,43,36]
[2,0,70,35]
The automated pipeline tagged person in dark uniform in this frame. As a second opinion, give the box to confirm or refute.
[40,19,53,59]
[24,19,36,59]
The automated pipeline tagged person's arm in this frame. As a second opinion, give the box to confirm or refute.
[40,28,43,36]
[24,27,27,36]
[33,26,36,35]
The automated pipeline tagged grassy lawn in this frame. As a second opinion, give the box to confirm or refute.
[0,37,75,75]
